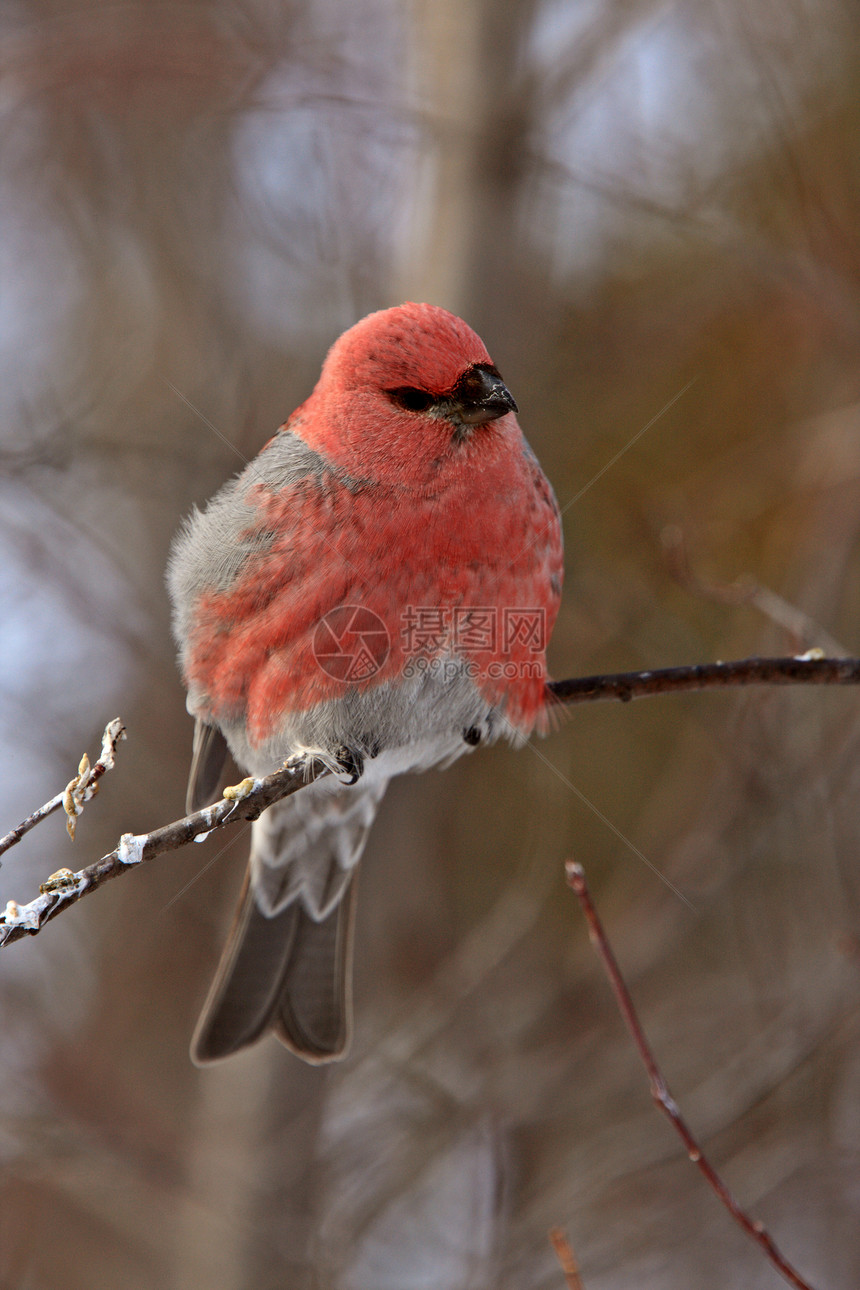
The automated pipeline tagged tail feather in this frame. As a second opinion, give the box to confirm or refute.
[191,778,386,1065]
[275,878,357,1062]
[191,872,358,1064]
[191,872,300,1063]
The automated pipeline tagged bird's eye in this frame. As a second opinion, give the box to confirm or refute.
[387,387,434,413]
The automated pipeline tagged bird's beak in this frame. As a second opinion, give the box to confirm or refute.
[451,365,519,426]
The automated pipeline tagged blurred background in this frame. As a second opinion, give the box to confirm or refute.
[1,0,860,1285]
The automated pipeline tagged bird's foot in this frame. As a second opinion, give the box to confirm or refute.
[332,744,364,785]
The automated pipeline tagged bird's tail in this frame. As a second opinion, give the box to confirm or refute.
[191,778,387,1064]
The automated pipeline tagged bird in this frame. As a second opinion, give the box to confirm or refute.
[168,301,563,1065]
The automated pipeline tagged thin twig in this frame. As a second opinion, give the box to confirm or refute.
[565,860,816,1290]
[2,655,859,945]
[0,757,329,947]
[549,654,859,706]
[548,1227,585,1290]
[660,525,848,657]
[0,718,126,858]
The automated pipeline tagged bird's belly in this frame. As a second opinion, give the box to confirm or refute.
[220,656,509,781]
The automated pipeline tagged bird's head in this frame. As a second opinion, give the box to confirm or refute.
[298,302,520,485]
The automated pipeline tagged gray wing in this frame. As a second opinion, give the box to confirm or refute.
[186,718,230,814]
[167,428,327,696]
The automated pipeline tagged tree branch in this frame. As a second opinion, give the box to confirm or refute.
[548,1227,585,1290]
[0,757,329,947]
[549,654,860,706]
[0,718,126,858]
[566,860,816,1290]
[1,654,858,948]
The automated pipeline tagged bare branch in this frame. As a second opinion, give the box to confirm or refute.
[548,1227,585,1290]
[565,860,817,1290]
[1,654,859,946]
[0,718,126,858]
[0,756,329,948]
[660,525,848,657]
[549,654,860,706]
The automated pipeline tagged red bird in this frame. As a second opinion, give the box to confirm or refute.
[168,302,563,1063]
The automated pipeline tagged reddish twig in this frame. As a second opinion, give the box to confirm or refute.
[549,1227,585,1290]
[549,654,860,706]
[565,860,817,1290]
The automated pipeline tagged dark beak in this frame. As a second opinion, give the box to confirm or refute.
[451,364,518,426]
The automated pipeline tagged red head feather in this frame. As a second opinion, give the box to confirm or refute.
[294,303,508,484]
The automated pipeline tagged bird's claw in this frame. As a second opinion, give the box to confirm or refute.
[333,745,364,785]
